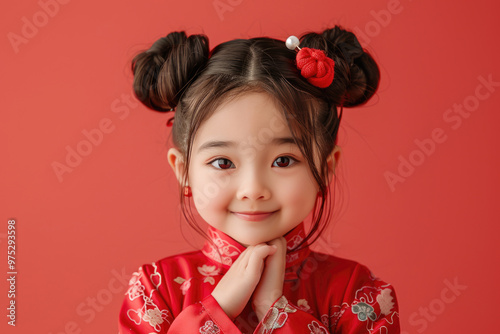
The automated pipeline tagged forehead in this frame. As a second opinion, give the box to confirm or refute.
[193,92,293,150]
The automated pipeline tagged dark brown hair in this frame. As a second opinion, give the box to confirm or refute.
[131,25,380,250]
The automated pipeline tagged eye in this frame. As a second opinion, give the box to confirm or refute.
[208,158,234,170]
[273,156,298,168]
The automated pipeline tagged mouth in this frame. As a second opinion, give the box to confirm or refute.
[231,210,278,222]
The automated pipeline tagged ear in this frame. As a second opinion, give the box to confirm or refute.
[326,145,342,184]
[167,147,187,186]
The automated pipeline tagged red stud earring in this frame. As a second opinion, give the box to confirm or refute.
[183,186,192,197]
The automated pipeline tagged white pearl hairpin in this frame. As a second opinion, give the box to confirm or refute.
[285,36,301,51]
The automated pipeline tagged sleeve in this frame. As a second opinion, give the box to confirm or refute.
[253,295,330,334]
[332,264,400,333]
[118,263,243,334]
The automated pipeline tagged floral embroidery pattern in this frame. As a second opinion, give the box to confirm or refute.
[126,271,145,301]
[257,296,297,334]
[142,307,169,331]
[172,265,220,298]
[197,264,221,285]
[287,235,303,250]
[150,262,162,289]
[327,279,399,333]
[348,280,400,329]
[202,229,241,266]
[125,264,171,332]
[351,302,377,322]
[320,314,329,328]
[308,320,328,334]
[199,320,220,334]
[297,299,312,313]
[323,303,349,329]
[173,277,192,295]
[286,252,299,263]
[376,288,395,316]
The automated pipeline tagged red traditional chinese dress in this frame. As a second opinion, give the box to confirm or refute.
[118,222,400,333]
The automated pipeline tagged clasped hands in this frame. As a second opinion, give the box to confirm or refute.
[211,236,287,322]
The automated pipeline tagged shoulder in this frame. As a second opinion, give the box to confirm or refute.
[307,250,390,281]
[125,249,212,299]
[136,249,210,277]
[156,249,206,266]
[341,261,400,331]
[304,250,370,280]
[305,252,400,331]
[132,248,224,285]
[305,251,398,302]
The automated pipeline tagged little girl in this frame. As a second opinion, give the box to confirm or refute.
[119,25,400,333]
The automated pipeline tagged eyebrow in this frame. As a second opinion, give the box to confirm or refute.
[197,137,298,153]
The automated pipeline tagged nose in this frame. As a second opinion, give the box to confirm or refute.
[236,166,271,201]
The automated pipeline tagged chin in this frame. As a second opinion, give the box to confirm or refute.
[236,235,275,247]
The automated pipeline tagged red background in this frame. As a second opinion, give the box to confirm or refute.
[2,0,499,332]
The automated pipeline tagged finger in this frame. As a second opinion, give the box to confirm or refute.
[266,237,287,263]
[246,244,276,275]
[233,245,253,267]
[267,236,287,250]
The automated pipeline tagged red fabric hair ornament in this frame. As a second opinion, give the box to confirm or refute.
[286,35,335,88]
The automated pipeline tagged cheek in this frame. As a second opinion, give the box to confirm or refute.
[191,172,233,213]
[278,172,317,206]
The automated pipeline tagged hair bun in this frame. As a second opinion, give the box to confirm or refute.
[323,26,380,107]
[300,26,380,107]
[131,31,209,111]
[321,27,363,66]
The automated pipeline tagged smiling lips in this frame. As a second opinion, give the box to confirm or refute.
[232,211,277,221]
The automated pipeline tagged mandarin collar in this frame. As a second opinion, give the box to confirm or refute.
[201,222,310,279]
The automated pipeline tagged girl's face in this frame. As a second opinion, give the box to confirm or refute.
[180,92,333,246]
